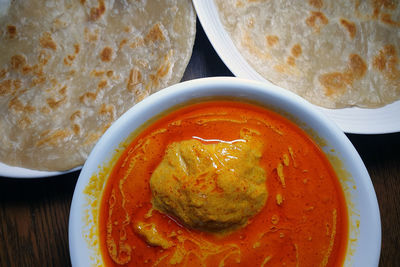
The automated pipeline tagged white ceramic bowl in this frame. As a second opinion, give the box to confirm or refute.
[69,77,381,267]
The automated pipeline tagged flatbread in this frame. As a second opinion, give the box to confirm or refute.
[214,0,400,108]
[0,0,196,171]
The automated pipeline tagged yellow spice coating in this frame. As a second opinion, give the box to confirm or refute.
[150,137,267,233]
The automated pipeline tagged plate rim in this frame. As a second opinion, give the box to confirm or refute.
[0,162,81,179]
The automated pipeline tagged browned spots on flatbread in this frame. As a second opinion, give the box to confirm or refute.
[373,45,400,80]
[374,0,397,9]
[308,0,323,9]
[84,28,100,42]
[8,97,24,112]
[144,23,166,43]
[49,78,58,87]
[91,70,105,77]
[13,79,21,91]
[319,54,367,96]
[373,0,397,18]
[0,69,7,79]
[36,129,72,147]
[68,70,76,76]
[21,65,32,75]
[305,11,329,32]
[84,131,102,146]
[319,72,352,96]
[17,117,32,129]
[340,19,356,39]
[6,25,17,39]
[119,39,128,49]
[70,110,82,121]
[291,44,302,58]
[134,88,149,103]
[32,63,45,77]
[72,124,81,135]
[148,73,160,89]
[373,45,392,71]
[380,13,400,27]
[127,68,142,92]
[147,51,173,90]
[156,61,171,78]
[40,32,57,50]
[74,44,80,54]
[286,44,302,66]
[89,30,99,42]
[58,86,67,95]
[10,54,26,70]
[349,54,367,79]
[98,80,108,90]
[106,70,114,77]
[130,37,145,49]
[8,97,36,113]
[287,56,296,66]
[31,76,46,87]
[38,50,51,66]
[0,80,12,96]
[236,0,244,8]
[354,0,361,11]
[102,122,111,133]
[64,55,76,66]
[274,64,289,74]
[52,18,68,31]
[100,47,113,62]
[90,0,106,21]
[80,92,97,103]
[46,97,67,109]
[99,103,115,120]
[266,35,279,47]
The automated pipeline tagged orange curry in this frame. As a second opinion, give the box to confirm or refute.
[99,100,348,266]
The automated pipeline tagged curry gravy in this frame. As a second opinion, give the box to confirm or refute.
[99,100,348,266]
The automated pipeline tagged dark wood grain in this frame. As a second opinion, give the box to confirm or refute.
[0,172,79,267]
[0,19,398,267]
[347,133,400,267]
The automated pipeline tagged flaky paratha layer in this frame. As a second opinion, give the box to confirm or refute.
[215,0,400,108]
[0,0,196,171]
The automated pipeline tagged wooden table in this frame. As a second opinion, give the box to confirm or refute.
[0,21,399,267]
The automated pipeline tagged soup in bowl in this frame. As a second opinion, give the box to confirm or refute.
[69,77,381,266]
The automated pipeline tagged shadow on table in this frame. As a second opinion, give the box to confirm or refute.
[347,132,400,267]
[0,171,79,267]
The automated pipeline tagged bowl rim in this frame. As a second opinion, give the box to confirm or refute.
[69,77,381,267]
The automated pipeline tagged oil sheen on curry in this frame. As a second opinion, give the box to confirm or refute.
[99,100,348,266]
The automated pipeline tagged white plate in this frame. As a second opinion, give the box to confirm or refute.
[193,0,400,134]
[0,162,81,178]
